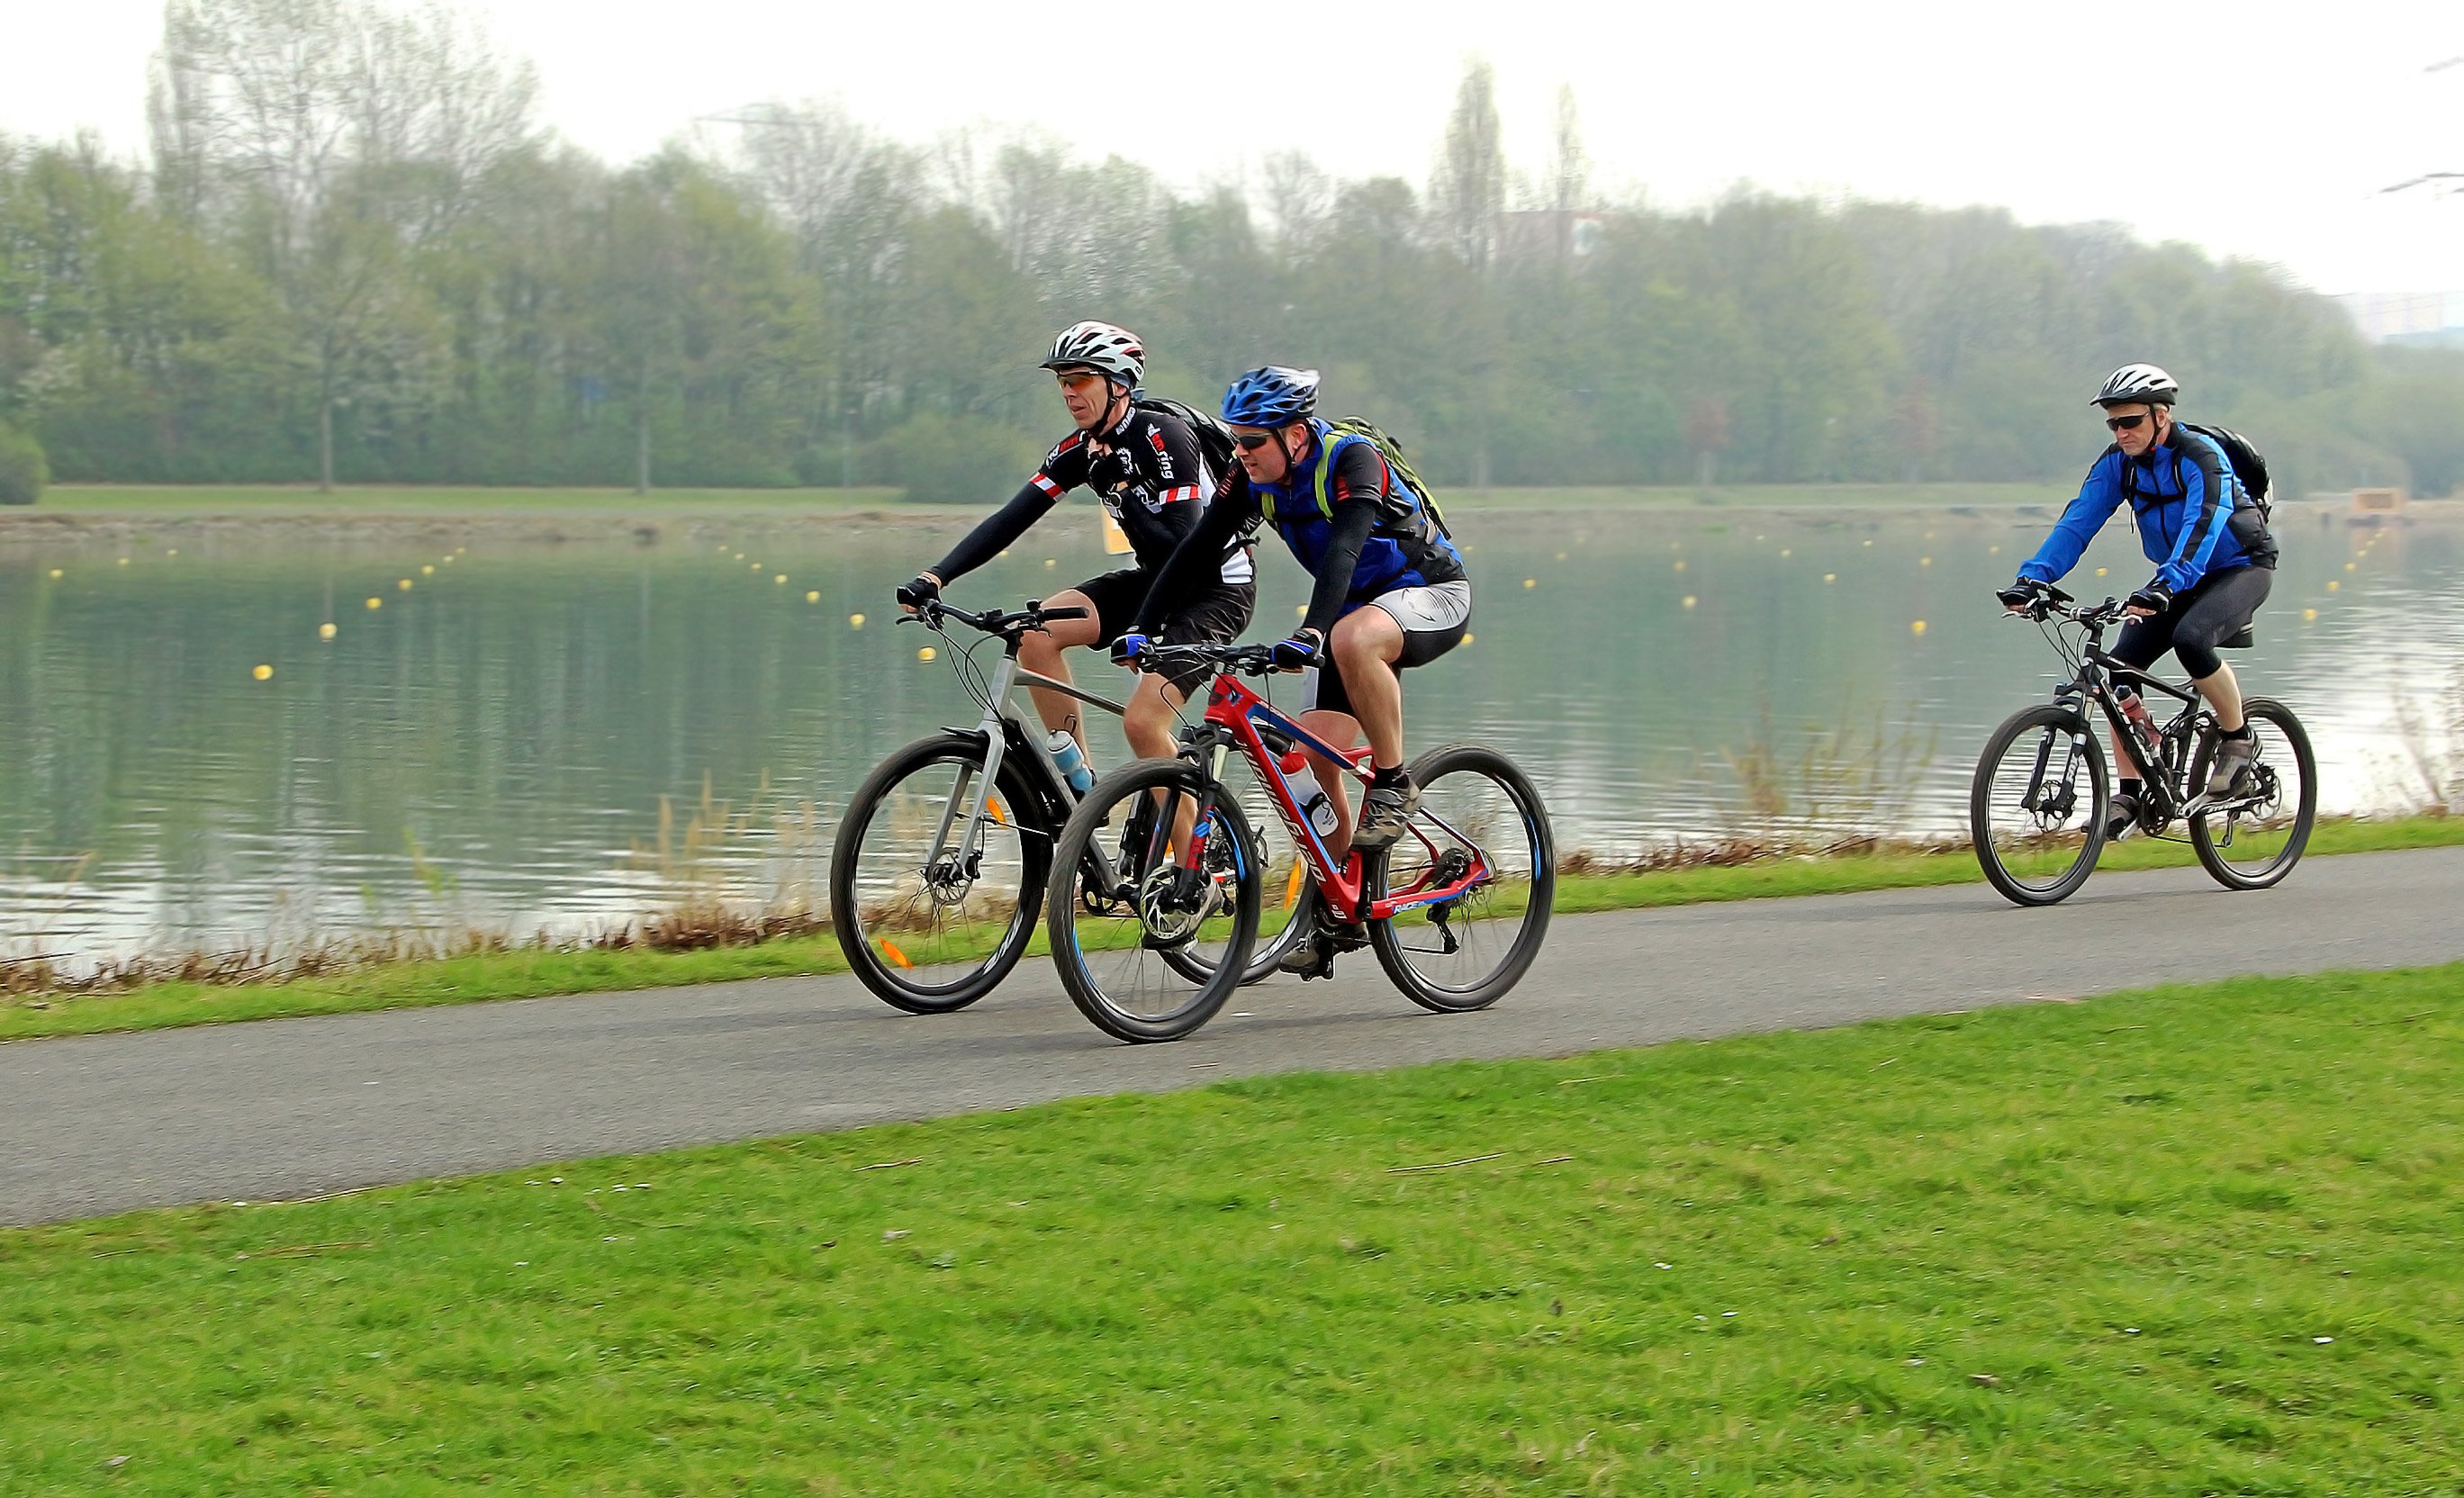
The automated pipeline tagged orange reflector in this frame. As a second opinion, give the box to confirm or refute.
[987,799,1008,826]
[879,939,914,970]
[1284,861,1305,909]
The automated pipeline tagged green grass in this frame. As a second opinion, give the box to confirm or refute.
[6,815,2458,1042]
[3,962,2458,1493]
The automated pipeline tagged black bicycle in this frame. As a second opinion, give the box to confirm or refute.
[1971,582,2315,907]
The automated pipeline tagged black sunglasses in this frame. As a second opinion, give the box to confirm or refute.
[2105,412,2150,432]
[1232,430,1281,451]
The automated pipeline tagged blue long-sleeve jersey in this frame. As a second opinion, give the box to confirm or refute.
[2018,428,2261,592]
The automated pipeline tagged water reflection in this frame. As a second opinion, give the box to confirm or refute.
[4,501,2458,964]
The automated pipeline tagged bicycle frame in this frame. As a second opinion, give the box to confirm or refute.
[2046,612,2211,825]
[1177,669,1495,923]
[919,615,1128,885]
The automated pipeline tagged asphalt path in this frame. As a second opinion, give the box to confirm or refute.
[5,847,2459,1227]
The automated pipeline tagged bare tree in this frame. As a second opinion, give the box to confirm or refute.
[147,0,537,489]
[1547,83,1589,265]
[1259,149,1334,259]
[1431,58,1504,269]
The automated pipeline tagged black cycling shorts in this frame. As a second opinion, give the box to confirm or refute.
[1070,568,1256,699]
[2110,564,2271,681]
[1303,582,1473,721]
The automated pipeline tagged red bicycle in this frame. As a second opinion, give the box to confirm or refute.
[1043,640,1555,1042]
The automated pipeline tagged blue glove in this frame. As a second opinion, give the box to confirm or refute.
[1270,632,1322,671]
[2126,579,2173,616]
[1112,632,1150,665]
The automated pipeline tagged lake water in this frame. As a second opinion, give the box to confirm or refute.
[5,499,2459,966]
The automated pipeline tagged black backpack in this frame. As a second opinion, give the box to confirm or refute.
[1132,394,1237,483]
[2178,422,2272,522]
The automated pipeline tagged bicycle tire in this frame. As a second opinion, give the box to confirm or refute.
[829,733,1051,1013]
[1047,759,1260,1042]
[2189,698,2316,890]
[1155,758,1318,986]
[1971,703,2108,907]
[1367,744,1555,1013]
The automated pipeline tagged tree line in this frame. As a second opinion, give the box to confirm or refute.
[2,0,2459,505]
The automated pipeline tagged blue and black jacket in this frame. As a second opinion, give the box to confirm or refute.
[1134,420,1465,638]
[2019,427,2274,592]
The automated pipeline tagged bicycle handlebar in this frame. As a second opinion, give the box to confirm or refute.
[902,599,1090,636]
[1139,640,1306,677]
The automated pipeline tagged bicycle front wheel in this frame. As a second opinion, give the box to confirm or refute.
[2189,698,2316,890]
[829,734,1049,1013]
[1367,744,1556,1013]
[1971,704,2107,907]
[1047,760,1260,1042]
[1160,752,1316,986]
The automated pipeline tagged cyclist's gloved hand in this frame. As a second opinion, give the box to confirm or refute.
[1270,631,1323,672]
[2126,579,2173,618]
[897,573,941,612]
[1111,632,1150,666]
[1996,580,2040,614]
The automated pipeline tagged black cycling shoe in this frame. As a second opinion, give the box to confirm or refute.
[1276,906,1367,979]
[2102,790,2142,842]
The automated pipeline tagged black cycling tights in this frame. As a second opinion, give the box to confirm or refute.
[2109,564,2272,681]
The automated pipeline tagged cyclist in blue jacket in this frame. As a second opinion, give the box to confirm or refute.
[1999,364,2278,835]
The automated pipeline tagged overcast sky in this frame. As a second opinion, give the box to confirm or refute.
[7,0,2460,294]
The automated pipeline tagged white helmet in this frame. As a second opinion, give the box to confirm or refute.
[2094,363,2179,407]
[1039,320,1144,387]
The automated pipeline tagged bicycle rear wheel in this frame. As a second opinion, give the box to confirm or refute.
[829,734,1049,1013]
[2189,698,2315,890]
[1367,744,1555,1013]
[1971,704,2107,907]
[1047,760,1260,1042]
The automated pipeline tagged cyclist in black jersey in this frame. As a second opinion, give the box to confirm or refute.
[898,321,1256,770]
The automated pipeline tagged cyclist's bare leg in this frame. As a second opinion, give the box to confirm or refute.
[2192,663,2245,734]
[1017,589,1103,746]
[1331,606,1408,767]
[1124,672,1205,857]
[1296,709,1364,860]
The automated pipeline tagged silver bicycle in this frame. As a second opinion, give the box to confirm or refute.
[828,599,1310,1013]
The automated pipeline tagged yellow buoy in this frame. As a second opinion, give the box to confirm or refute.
[918,645,936,662]
[398,578,413,591]
[1780,548,1792,559]
[1911,619,1927,635]
[318,622,338,640]
[117,556,130,566]
[1556,551,1568,562]
[1674,559,1686,573]
[1296,605,1307,618]
[2303,608,2318,621]
[846,609,862,625]
[251,663,273,681]
[1522,578,1537,589]
[1682,595,1697,609]
[773,574,787,585]
[1919,556,1932,567]
[47,568,62,579]
[1862,539,1873,547]
[1043,558,1057,568]
[1823,573,1837,582]
[2344,562,2356,573]
[366,597,383,610]
[2327,580,2340,591]
[166,548,178,557]
[2095,567,2108,577]
[1989,545,2000,555]
[1462,632,1474,645]
[420,564,435,575]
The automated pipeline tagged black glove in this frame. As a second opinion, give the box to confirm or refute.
[2126,579,2173,615]
[1996,580,2040,611]
[1270,632,1323,671]
[897,574,941,610]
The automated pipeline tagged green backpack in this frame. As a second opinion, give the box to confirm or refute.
[1304,417,1455,541]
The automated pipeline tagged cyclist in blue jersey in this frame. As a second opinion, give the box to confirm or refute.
[1125,364,1468,893]
[1999,364,2278,836]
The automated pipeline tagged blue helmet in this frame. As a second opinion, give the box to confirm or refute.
[1221,366,1320,428]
